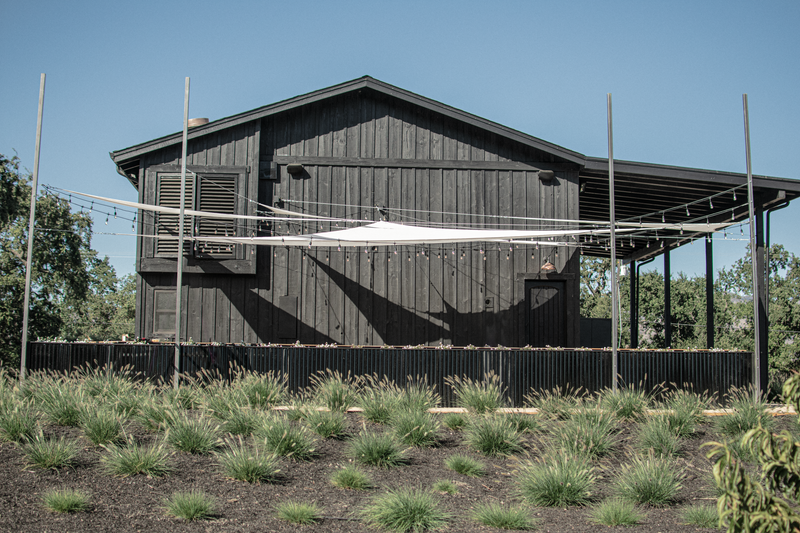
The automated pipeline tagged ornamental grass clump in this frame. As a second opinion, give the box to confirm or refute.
[525,385,584,421]
[136,398,175,432]
[681,504,719,528]
[21,432,80,470]
[275,501,321,525]
[100,440,173,477]
[614,454,684,506]
[361,487,449,532]
[221,406,263,436]
[472,502,536,530]
[38,384,84,427]
[661,388,708,438]
[80,407,124,446]
[255,415,317,461]
[503,412,543,434]
[444,454,485,477]
[445,372,506,414]
[596,383,652,421]
[216,437,281,483]
[391,410,440,448]
[396,376,441,412]
[588,498,645,527]
[164,384,202,410]
[310,369,359,411]
[164,412,223,455]
[636,415,684,458]
[304,408,347,439]
[42,488,90,514]
[432,480,458,494]
[359,384,401,425]
[515,452,596,507]
[465,415,523,457]
[232,368,286,408]
[330,464,372,490]
[714,387,773,439]
[348,430,407,468]
[442,412,467,431]
[0,402,38,443]
[164,490,217,521]
[549,408,618,459]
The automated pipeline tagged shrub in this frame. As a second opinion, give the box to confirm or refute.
[275,501,320,525]
[348,430,407,468]
[472,502,536,530]
[464,415,523,457]
[636,415,684,458]
[596,384,651,421]
[42,488,90,514]
[361,487,449,532]
[549,408,618,459]
[100,440,172,477]
[681,504,719,528]
[614,455,684,506]
[714,387,773,439]
[588,498,645,526]
[255,415,317,461]
[80,407,124,446]
[216,438,281,483]
[432,480,457,494]
[525,385,584,420]
[442,412,467,431]
[445,372,506,414]
[330,465,371,490]
[310,370,359,411]
[164,412,222,455]
[516,452,596,507]
[444,454,485,477]
[304,409,347,439]
[21,433,79,470]
[0,403,37,443]
[391,410,440,447]
[164,490,217,521]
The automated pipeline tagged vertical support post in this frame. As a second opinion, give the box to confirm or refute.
[607,93,618,392]
[743,94,765,396]
[174,77,190,390]
[20,73,46,381]
[629,259,637,348]
[705,235,714,349]
[755,208,768,394]
[664,248,672,348]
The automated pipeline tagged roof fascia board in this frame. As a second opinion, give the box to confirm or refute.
[584,156,800,192]
[111,76,585,166]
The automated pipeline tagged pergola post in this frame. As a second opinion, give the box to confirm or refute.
[664,248,671,348]
[754,207,768,393]
[629,259,637,348]
[705,235,714,349]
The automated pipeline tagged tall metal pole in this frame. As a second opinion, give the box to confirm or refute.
[743,94,763,396]
[20,73,46,381]
[607,94,618,392]
[174,77,190,389]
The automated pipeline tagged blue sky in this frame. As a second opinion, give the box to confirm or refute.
[2,0,799,279]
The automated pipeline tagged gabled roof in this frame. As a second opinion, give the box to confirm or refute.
[110,75,585,171]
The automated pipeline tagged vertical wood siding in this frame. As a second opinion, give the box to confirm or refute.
[137,91,579,347]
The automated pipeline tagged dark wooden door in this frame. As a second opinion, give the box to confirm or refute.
[527,280,566,347]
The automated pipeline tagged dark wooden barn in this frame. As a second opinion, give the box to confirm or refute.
[110,76,800,351]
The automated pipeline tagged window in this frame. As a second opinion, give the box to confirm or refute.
[140,165,256,274]
[153,289,176,337]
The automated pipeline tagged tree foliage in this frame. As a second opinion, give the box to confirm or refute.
[0,153,134,368]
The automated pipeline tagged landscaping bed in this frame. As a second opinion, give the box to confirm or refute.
[0,370,792,532]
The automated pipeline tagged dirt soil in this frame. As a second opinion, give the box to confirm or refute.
[1,412,791,533]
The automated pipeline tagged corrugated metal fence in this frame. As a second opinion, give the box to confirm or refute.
[25,342,752,406]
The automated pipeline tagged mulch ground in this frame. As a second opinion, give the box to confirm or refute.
[1,412,793,533]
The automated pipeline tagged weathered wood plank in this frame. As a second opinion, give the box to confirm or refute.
[267,156,549,171]
[512,170,527,345]
[328,166,346,343]
[441,169,457,345]
[456,169,471,345]
[314,166,332,343]
[483,169,499,346]
[415,168,430,344]
[498,170,513,344]
[371,167,388,345]
[470,169,485,345]
[401,167,415,342]
[358,166,374,345]
[374,97,389,159]
[427,168,443,344]
[344,166,361,344]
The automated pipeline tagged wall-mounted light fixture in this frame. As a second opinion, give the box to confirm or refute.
[287,163,304,176]
[541,261,556,272]
[538,170,555,182]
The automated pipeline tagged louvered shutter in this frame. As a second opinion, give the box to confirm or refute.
[196,175,237,257]
[155,175,194,256]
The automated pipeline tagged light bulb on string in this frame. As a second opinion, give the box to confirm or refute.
[733,190,737,201]
[686,205,690,216]
[710,198,714,209]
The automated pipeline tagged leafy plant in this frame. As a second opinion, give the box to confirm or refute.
[445,372,506,414]
[216,437,281,483]
[464,415,523,457]
[472,502,536,530]
[255,415,317,461]
[516,451,596,507]
[164,490,217,521]
[100,440,172,477]
[361,487,449,532]
[348,430,407,468]
[330,465,371,490]
[444,454,485,477]
[614,454,684,506]
[391,410,440,447]
[42,488,90,514]
[21,433,79,470]
[588,498,645,527]
[275,501,320,525]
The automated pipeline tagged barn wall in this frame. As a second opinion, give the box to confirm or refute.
[136,91,580,347]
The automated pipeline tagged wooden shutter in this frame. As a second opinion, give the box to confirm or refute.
[195,175,237,257]
[155,175,194,257]
[152,289,176,337]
